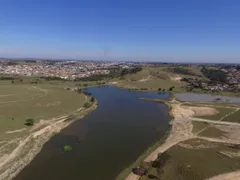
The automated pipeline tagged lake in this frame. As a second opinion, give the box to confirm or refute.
[14,86,170,180]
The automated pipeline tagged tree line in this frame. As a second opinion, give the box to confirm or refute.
[201,67,228,83]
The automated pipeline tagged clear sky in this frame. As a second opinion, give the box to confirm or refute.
[0,0,240,63]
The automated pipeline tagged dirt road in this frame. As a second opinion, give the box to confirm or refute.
[190,117,240,126]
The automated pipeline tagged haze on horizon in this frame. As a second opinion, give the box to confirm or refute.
[0,0,240,63]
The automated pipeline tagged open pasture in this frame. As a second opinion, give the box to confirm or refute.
[0,84,85,141]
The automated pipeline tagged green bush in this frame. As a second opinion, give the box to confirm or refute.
[63,145,72,152]
[25,118,35,126]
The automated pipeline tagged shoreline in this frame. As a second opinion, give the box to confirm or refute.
[110,81,240,98]
[0,98,98,180]
[116,99,174,180]
[123,95,240,180]
[123,101,195,180]
[115,123,172,180]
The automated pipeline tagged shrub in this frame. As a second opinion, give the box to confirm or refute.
[132,167,148,176]
[90,97,95,102]
[169,86,175,91]
[25,118,35,126]
[84,102,92,108]
[63,145,72,152]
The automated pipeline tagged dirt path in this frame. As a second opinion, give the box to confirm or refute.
[191,117,240,126]
[196,136,240,145]
[5,128,26,134]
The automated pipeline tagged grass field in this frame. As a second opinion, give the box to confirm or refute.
[117,67,187,92]
[0,84,86,141]
[139,139,240,180]
[192,121,208,134]
[223,109,240,122]
[199,125,226,138]
[192,121,225,138]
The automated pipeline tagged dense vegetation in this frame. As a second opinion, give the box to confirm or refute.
[201,67,227,83]
[40,76,67,81]
[132,153,170,179]
[120,67,142,76]
[24,60,37,63]
[0,77,16,80]
[76,74,111,81]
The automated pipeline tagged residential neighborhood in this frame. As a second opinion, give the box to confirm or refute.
[0,60,138,80]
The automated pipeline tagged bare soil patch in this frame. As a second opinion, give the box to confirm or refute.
[182,106,218,117]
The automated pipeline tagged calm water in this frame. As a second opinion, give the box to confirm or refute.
[15,86,170,180]
[175,93,240,103]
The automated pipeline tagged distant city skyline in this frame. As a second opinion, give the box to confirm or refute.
[1,0,240,63]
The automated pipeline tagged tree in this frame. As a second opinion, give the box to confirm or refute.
[158,88,162,91]
[90,97,95,102]
[11,80,14,84]
[168,86,175,91]
[20,79,23,82]
[25,118,35,126]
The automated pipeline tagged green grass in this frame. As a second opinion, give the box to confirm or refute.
[116,67,187,92]
[118,78,186,92]
[223,109,240,122]
[192,121,208,134]
[199,125,226,138]
[140,139,240,180]
[0,84,86,141]
[115,66,240,96]
[192,121,225,138]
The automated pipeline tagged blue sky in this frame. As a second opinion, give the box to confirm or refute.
[0,0,240,62]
